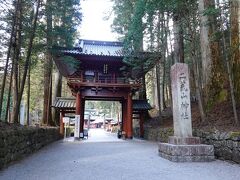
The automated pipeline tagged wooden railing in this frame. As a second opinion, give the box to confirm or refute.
[68,76,138,85]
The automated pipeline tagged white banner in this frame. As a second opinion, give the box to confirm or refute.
[74,115,80,138]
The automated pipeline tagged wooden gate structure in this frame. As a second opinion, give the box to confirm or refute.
[52,39,151,139]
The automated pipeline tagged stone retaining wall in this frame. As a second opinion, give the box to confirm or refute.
[0,127,61,169]
[194,129,240,163]
[134,127,240,163]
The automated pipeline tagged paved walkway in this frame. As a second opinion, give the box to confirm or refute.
[0,129,240,180]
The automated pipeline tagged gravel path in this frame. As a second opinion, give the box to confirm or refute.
[0,129,239,180]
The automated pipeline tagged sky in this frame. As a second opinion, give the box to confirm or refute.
[80,0,118,41]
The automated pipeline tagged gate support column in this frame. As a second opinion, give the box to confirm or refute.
[76,91,81,138]
[126,92,133,139]
[80,99,85,138]
[122,101,127,134]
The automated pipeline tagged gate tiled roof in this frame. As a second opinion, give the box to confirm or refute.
[52,97,76,110]
[53,97,152,111]
[60,39,124,57]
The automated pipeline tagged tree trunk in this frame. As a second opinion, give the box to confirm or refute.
[11,0,23,123]
[0,5,17,119]
[12,0,41,123]
[27,63,30,125]
[173,14,184,63]
[52,70,62,125]
[47,72,53,125]
[185,1,206,123]
[156,62,161,112]
[5,64,14,122]
[192,54,206,123]
[198,0,212,89]
[155,11,162,112]
[230,0,240,101]
[42,0,53,125]
[206,0,225,106]
[221,1,239,125]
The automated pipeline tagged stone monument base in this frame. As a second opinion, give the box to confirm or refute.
[158,136,214,162]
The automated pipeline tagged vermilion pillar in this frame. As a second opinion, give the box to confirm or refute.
[126,93,133,138]
[76,91,81,138]
[80,99,85,138]
[76,91,81,114]
[60,112,65,136]
[122,101,127,133]
[139,112,144,138]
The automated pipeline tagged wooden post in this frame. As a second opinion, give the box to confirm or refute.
[76,91,81,115]
[76,91,81,138]
[126,93,133,138]
[80,99,85,138]
[60,112,65,136]
[122,100,127,134]
[139,112,144,138]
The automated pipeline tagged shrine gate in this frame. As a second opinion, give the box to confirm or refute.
[53,39,151,139]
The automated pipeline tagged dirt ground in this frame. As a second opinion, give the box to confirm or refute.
[146,101,240,132]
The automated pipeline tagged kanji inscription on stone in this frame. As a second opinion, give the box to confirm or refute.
[171,63,192,137]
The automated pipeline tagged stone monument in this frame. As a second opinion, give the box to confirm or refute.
[158,63,214,162]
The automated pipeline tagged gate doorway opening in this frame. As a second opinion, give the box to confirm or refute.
[84,100,122,135]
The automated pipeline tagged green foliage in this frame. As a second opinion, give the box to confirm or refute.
[203,6,221,17]
[61,55,80,70]
[51,0,82,47]
[0,90,11,121]
[0,0,82,122]
[218,89,228,102]
[85,101,121,120]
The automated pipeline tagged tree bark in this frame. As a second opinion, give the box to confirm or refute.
[173,14,184,63]
[222,1,239,125]
[52,70,62,125]
[27,63,30,125]
[206,0,225,106]
[5,64,14,122]
[185,1,206,123]
[0,4,17,119]
[12,0,41,123]
[198,0,212,89]
[156,63,161,111]
[230,0,240,101]
[11,0,23,123]
[42,0,53,125]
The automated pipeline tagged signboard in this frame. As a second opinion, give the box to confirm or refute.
[74,115,80,138]
[63,117,70,124]
[63,117,70,139]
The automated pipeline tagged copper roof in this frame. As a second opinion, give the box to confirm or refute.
[52,97,76,110]
[53,97,151,111]
[60,39,124,57]
[132,100,152,111]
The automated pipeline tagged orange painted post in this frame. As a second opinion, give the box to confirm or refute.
[76,91,81,115]
[60,112,65,136]
[122,101,127,134]
[139,112,144,138]
[126,93,133,138]
[75,91,81,138]
[80,99,85,138]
